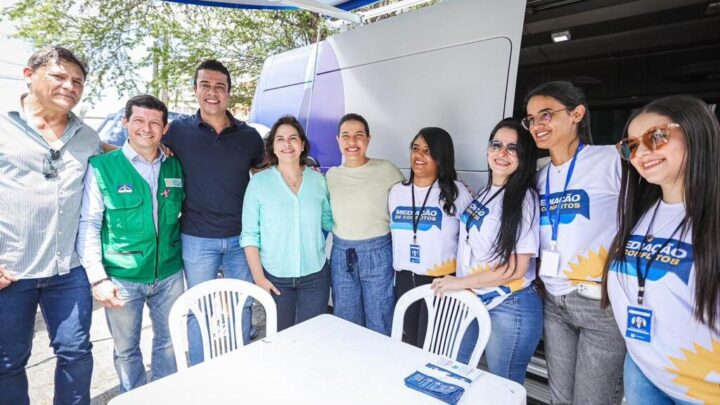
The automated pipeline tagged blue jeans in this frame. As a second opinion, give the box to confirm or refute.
[181,233,253,366]
[105,271,184,393]
[624,354,695,405]
[544,290,625,405]
[457,285,543,384]
[330,234,395,336]
[265,262,330,331]
[0,266,93,405]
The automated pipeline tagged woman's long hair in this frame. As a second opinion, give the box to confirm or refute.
[404,127,459,215]
[601,95,720,332]
[481,119,539,268]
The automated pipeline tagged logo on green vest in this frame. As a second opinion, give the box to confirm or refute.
[117,184,133,193]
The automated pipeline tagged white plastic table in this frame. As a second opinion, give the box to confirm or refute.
[109,314,526,404]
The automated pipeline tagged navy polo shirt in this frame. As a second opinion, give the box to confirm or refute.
[164,110,264,238]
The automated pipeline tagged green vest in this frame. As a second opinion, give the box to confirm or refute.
[90,149,184,283]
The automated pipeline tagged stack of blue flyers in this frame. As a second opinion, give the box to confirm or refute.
[404,358,481,404]
[405,370,465,404]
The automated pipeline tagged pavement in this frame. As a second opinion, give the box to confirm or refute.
[27,301,267,404]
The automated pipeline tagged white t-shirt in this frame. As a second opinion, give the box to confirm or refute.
[536,145,621,296]
[389,181,473,276]
[608,201,719,404]
[456,187,539,310]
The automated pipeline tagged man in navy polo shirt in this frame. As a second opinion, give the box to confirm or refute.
[163,59,264,366]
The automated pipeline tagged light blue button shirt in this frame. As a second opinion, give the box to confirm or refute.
[241,166,333,278]
[0,109,100,279]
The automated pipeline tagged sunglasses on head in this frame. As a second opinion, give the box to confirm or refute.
[488,140,519,155]
[616,123,680,161]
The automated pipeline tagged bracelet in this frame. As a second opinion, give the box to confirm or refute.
[91,278,109,287]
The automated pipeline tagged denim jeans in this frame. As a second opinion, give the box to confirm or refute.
[544,290,626,405]
[105,271,184,393]
[457,285,543,385]
[330,234,395,336]
[623,354,695,405]
[0,266,93,405]
[265,262,330,331]
[181,233,253,366]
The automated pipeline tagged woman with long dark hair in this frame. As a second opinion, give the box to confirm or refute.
[431,119,541,384]
[241,115,333,331]
[524,80,625,404]
[603,95,720,404]
[389,127,473,347]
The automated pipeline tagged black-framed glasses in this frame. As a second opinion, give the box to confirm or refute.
[345,248,358,273]
[521,108,570,130]
[43,149,61,180]
[488,140,520,155]
[616,123,679,161]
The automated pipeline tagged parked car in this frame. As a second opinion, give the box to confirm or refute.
[96,109,185,147]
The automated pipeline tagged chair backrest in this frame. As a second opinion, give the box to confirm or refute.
[391,284,491,367]
[168,279,278,370]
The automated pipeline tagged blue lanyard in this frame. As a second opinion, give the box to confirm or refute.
[544,142,584,249]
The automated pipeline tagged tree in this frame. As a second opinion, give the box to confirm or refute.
[2,0,334,109]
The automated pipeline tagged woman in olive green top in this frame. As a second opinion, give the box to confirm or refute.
[326,113,404,336]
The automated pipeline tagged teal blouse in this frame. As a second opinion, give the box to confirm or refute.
[241,166,333,278]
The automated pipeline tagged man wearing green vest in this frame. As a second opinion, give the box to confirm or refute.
[77,94,185,392]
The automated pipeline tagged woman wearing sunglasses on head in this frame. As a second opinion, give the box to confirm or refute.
[603,96,720,404]
[431,119,542,384]
[524,80,625,404]
[241,115,333,331]
[389,127,473,347]
[326,113,404,336]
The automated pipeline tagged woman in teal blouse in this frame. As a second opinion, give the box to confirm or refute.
[241,115,333,331]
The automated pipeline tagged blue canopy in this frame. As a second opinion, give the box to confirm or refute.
[164,0,380,11]
[165,0,383,22]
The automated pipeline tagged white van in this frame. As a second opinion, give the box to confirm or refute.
[248,1,720,402]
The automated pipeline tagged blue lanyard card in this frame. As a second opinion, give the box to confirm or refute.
[410,244,421,264]
[626,305,653,343]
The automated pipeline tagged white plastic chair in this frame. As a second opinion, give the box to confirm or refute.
[391,284,491,367]
[168,279,278,370]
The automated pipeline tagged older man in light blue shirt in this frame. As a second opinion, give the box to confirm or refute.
[0,46,99,405]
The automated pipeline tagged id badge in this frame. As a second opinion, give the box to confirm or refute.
[410,244,421,264]
[461,242,472,268]
[626,305,653,342]
[539,249,561,277]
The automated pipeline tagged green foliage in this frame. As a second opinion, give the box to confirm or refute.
[2,0,333,108]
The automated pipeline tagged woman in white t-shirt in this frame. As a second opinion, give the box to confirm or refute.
[430,119,541,384]
[389,127,473,347]
[603,95,720,404]
[524,81,625,404]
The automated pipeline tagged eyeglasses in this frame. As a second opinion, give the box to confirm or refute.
[488,140,519,155]
[43,149,61,180]
[615,123,680,161]
[521,108,570,130]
